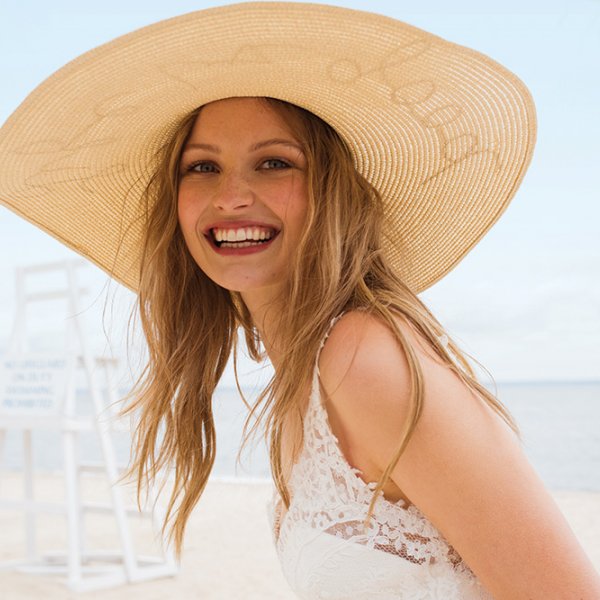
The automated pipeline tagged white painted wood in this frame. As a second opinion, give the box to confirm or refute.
[0,260,179,591]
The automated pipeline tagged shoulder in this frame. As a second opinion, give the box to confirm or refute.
[320,307,444,368]
[317,308,477,482]
[317,308,514,475]
[318,310,600,597]
[318,308,449,414]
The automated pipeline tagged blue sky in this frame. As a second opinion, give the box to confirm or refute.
[0,0,598,383]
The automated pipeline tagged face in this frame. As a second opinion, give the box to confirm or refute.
[177,97,309,306]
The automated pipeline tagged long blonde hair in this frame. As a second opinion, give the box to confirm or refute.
[122,96,521,559]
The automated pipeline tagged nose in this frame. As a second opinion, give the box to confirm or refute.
[212,171,255,212]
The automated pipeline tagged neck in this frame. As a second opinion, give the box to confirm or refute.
[240,287,286,371]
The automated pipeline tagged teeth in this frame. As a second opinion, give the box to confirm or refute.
[220,240,267,248]
[212,227,274,243]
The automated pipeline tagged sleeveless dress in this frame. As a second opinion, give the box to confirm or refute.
[265,314,495,599]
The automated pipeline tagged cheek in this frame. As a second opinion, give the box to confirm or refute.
[291,186,309,232]
[277,178,308,218]
[177,192,197,239]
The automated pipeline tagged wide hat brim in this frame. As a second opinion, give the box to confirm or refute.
[0,1,536,294]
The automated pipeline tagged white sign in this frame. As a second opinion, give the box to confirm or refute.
[0,355,70,415]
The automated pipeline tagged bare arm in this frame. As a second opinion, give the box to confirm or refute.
[318,311,600,600]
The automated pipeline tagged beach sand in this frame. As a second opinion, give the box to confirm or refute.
[0,473,598,599]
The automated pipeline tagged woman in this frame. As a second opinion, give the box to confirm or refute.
[1,3,599,598]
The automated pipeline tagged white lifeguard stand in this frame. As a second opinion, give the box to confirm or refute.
[0,260,178,591]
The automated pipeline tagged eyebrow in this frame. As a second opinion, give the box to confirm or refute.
[182,138,304,154]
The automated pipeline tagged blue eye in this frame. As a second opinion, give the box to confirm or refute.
[187,161,217,173]
[262,158,290,169]
[181,158,291,176]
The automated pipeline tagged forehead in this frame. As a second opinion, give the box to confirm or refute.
[188,97,296,139]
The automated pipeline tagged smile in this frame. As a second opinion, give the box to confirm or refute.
[210,226,278,248]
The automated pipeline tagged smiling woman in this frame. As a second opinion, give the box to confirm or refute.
[176,97,309,304]
[0,2,599,599]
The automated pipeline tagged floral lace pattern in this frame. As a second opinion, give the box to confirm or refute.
[265,313,495,599]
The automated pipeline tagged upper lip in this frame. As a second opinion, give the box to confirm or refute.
[202,220,280,236]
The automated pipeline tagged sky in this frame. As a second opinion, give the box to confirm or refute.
[0,0,598,384]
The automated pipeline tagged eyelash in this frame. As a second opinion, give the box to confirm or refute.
[184,158,292,174]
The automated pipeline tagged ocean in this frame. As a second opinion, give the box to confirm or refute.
[1,381,599,492]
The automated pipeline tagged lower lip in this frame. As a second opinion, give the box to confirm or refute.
[207,235,278,256]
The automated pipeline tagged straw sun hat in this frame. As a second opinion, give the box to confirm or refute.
[0,2,536,293]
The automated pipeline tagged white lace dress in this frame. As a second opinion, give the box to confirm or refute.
[265,315,495,599]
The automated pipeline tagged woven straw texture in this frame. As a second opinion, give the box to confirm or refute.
[0,2,536,293]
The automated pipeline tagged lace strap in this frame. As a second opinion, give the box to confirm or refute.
[314,312,347,377]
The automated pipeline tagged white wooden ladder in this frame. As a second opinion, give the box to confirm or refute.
[0,260,178,592]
